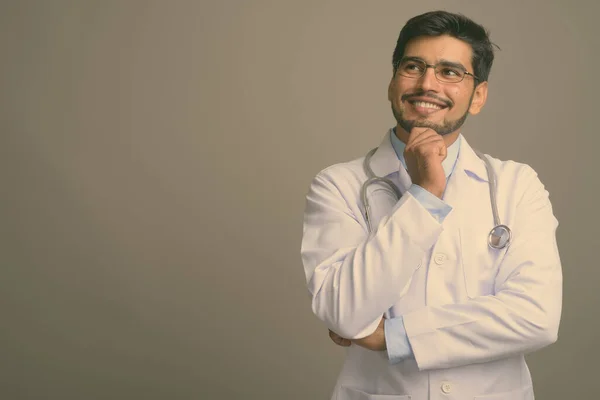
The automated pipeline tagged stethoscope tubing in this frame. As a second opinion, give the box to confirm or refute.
[361,147,511,249]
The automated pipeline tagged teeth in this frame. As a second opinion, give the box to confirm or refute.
[414,101,442,110]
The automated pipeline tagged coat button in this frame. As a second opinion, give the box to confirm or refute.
[441,382,452,394]
[434,253,447,265]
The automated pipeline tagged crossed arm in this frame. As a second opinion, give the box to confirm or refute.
[301,167,562,370]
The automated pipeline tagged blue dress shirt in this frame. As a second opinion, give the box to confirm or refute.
[384,128,461,364]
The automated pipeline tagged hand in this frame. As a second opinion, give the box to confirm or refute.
[328,329,352,347]
[403,127,447,199]
[328,316,387,351]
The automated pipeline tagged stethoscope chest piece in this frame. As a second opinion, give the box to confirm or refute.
[488,224,512,249]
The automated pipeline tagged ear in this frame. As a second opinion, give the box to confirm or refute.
[388,70,396,102]
[468,81,488,115]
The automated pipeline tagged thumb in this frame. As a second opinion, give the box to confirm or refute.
[439,143,448,159]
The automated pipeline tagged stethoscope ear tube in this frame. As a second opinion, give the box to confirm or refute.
[361,148,379,232]
[361,148,402,232]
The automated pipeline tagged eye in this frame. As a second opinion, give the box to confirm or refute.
[439,67,463,77]
[401,61,424,74]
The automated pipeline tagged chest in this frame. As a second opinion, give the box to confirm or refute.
[361,172,511,315]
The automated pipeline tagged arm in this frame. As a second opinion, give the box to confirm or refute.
[328,181,449,358]
[327,184,448,359]
[301,172,445,339]
[382,184,449,360]
[402,166,562,370]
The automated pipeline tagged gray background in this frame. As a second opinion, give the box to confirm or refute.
[1,1,597,399]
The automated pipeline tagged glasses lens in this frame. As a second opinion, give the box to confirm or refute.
[435,65,465,83]
[397,59,468,83]
[398,59,426,78]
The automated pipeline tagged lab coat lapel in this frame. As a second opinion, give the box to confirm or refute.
[359,130,411,231]
[441,135,492,299]
[369,129,412,193]
[367,130,490,214]
[442,136,489,219]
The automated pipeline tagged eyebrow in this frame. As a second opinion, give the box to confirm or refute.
[401,56,468,72]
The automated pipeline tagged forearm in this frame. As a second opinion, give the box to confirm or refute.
[403,241,562,370]
[307,192,442,339]
[399,166,562,370]
[302,170,452,339]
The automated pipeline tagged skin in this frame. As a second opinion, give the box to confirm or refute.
[329,34,489,351]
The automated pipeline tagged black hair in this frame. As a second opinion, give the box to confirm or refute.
[392,11,499,82]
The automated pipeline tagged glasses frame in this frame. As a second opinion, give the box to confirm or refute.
[394,58,480,83]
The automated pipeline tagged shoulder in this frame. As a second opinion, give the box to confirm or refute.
[309,155,367,189]
[460,135,541,189]
[480,152,550,205]
[484,153,539,181]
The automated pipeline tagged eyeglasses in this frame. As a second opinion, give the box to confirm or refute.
[395,58,479,83]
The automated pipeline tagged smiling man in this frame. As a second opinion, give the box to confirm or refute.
[300,10,562,400]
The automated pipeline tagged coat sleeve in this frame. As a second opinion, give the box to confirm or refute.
[300,170,445,339]
[402,166,563,370]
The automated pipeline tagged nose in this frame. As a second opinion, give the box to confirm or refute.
[417,66,441,92]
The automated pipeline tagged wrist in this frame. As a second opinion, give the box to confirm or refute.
[416,183,444,199]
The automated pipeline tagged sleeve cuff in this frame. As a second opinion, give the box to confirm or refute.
[407,184,452,223]
[385,317,414,364]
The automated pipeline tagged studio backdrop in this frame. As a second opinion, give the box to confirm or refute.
[1,1,598,399]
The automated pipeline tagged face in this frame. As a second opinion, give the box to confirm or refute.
[388,35,488,142]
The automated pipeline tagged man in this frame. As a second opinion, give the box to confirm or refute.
[300,10,562,400]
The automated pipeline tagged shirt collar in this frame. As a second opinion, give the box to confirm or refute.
[389,127,461,178]
[368,128,489,183]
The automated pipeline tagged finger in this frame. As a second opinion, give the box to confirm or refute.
[329,329,340,341]
[406,126,440,143]
[329,330,343,343]
[407,134,444,149]
[406,130,442,151]
[406,127,436,147]
[329,330,352,347]
[439,142,448,159]
[405,135,445,156]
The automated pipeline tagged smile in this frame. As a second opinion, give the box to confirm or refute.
[412,101,444,109]
[407,100,448,115]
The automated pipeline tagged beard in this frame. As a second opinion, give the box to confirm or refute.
[392,90,474,136]
[393,106,469,136]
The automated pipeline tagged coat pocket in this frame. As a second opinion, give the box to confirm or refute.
[473,385,533,399]
[339,385,411,400]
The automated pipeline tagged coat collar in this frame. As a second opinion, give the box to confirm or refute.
[368,129,489,183]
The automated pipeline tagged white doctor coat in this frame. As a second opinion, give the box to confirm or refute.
[300,131,562,400]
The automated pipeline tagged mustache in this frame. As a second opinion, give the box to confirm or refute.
[401,91,453,108]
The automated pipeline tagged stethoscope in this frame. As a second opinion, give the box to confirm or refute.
[360,147,512,249]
